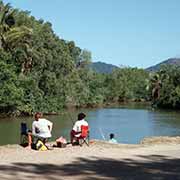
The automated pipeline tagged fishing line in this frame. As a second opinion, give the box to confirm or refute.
[67,110,75,125]
[99,127,106,140]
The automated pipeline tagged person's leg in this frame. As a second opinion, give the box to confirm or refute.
[42,138,53,150]
[70,130,76,144]
[26,132,32,149]
[42,138,48,144]
[35,136,48,144]
[70,130,82,145]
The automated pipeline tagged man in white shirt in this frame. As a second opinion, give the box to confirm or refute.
[32,112,53,143]
[70,113,88,144]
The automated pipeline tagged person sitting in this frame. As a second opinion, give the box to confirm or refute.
[70,112,88,145]
[108,133,118,144]
[32,112,53,145]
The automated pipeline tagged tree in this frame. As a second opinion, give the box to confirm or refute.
[77,49,92,68]
[0,1,15,49]
[152,65,180,109]
[0,2,33,74]
[149,73,162,103]
[0,60,23,114]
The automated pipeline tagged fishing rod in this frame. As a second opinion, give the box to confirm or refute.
[99,127,106,140]
[67,110,75,125]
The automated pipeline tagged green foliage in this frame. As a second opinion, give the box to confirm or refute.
[0,59,23,113]
[151,65,180,109]
[2,1,179,116]
[104,68,149,102]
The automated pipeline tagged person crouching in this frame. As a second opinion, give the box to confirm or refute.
[32,112,53,145]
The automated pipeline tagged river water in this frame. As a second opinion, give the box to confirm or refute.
[1,104,180,145]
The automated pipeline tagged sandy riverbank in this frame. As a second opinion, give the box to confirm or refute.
[0,137,180,180]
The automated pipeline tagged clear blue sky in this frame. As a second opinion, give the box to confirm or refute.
[4,0,180,68]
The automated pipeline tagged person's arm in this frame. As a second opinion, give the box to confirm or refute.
[48,122,53,132]
[72,121,78,132]
[32,122,35,135]
[46,120,53,132]
[35,127,40,133]
[32,122,40,135]
[72,121,82,134]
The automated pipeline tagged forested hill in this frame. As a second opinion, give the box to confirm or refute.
[146,58,180,72]
[89,62,118,73]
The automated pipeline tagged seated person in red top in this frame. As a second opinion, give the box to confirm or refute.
[70,113,88,144]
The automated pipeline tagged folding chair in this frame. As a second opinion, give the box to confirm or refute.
[77,125,89,146]
[20,122,29,146]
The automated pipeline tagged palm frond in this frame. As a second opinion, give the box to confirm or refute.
[4,26,32,48]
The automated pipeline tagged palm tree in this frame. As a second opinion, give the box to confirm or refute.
[0,2,15,49]
[147,73,161,107]
[151,74,161,101]
[149,70,169,107]
[0,1,33,74]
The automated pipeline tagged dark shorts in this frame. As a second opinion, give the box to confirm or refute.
[71,130,81,137]
[33,135,49,144]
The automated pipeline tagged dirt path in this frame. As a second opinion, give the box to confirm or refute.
[0,140,180,180]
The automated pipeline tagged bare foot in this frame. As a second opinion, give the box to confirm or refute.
[25,146,31,150]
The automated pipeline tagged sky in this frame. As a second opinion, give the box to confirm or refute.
[3,0,180,68]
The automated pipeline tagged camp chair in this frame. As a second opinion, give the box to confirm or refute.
[20,122,29,146]
[77,125,89,146]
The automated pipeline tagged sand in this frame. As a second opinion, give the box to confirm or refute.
[0,137,180,180]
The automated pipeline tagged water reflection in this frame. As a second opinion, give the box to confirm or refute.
[0,106,180,145]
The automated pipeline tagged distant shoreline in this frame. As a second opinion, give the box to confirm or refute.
[0,101,151,118]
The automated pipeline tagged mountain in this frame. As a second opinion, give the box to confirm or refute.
[146,58,180,72]
[89,62,118,74]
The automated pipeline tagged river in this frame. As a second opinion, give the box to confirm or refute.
[0,104,180,145]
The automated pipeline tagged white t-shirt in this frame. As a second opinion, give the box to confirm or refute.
[73,119,88,137]
[32,118,53,138]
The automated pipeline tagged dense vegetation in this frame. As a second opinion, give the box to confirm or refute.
[0,2,179,116]
[149,65,180,109]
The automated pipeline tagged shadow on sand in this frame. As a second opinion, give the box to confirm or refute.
[0,154,180,180]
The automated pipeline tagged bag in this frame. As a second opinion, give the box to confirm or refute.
[31,139,48,151]
[56,136,67,148]
[36,140,48,151]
